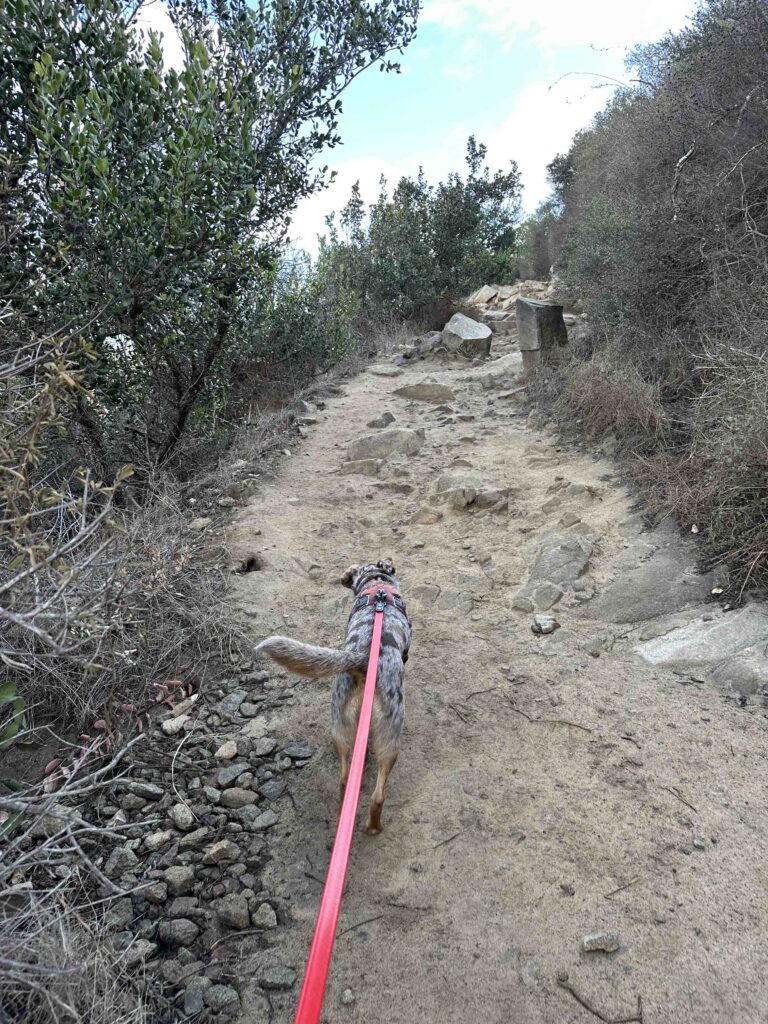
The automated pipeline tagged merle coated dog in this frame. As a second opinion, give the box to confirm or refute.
[254,558,411,834]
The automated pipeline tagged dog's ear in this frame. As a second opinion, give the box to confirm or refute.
[341,565,359,589]
[376,557,396,576]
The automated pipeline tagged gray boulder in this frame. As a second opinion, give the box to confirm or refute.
[529,533,592,586]
[347,428,423,462]
[394,382,455,404]
[635,606,768,667]
[441,313,492,358]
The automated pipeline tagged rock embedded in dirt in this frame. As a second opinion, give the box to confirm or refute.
[710,642,768,696]
[123,780,164,801]
[215,689,248,717]
[581,931,620,953]
[409,507,443,525]
[205,985,240,1013]
[340,458,383,477]
[512,595,535,613]
[164,865,196,896]
[528,533,592,587]
[441,313,492,358]
[259,778,286,801]
[368,363,402,377]
[394,381,456,404]
[215,740,238,761]
[145,830,174,853]
[105,846,139,877]
[283,742,312,760]
[217,762,249,788]
[161,715,190,736]
[347,427,423,462]
[143,881,168,904]
[169,896,200,918]
[531,582,564,610]
[254,736,278,757]
[250,808,279,831]
[367,412,396,428]
[169,803,196,831]
[341,988,356,1005]
[532,614,560,635]
[123,939,158,966]
[251,902,278,929]
[214,893,251,930]
[219,787,257,809]
[260,965,297,990]
[188,517,212,531]
[203,839,240,865]
[159,918,200,947]
[635,605,768,667]
[179,827,211,851]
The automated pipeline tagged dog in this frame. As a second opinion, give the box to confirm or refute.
[254,558,411,834]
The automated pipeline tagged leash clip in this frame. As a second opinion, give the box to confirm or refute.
[374,588,388,612]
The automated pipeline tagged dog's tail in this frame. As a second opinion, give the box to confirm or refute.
[254,636,368,679]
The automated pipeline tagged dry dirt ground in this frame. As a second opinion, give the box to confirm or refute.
[225,330,768,1024]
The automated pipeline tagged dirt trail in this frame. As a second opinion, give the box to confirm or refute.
[226,331,768,1024]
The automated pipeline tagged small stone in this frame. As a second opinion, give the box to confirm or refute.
[123,780,164,801]
[217,496,236,508]
[144,829,174,852]
[203,839,240,865]
[217,763,249,788]
[120,793,147,812]
[161,714,190,736]
[260,965,297,990]
[188,517,212,531]
[215,893,251,930]
[581,931,620,953]
[531,582,564,611]
[254,736,278,757]
[512,594,535,613]
[259,778,286,801]
[693,837,706,850]
[367,412,396,428]
[158,918,200,947]
[179,826,211,851]
[283,742,312,760]
[164,865,196,896]
[341,988,356,1005]
[205,985,240,1013]
[250,808,279,831]
[184,980,210,1015]
[220,787,257,808]
[251,902,278,929]
[143,881,168,904]
[532,614,560,635]
[215,740,238,761]
[559,512,582,528]
[123,939,158,966]
[203,785,222,805]
[215,690,247,717]
[169,803,196,831]
[520,960,540,987]
[239,702,261,717]
[169,896,200,918]
[104,846,139,878]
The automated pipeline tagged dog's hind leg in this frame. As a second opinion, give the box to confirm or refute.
[364,752,397,835]
[335,738,351,812]
[331,672,360,815]
[364,672,403,835]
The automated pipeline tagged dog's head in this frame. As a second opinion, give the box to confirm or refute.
[341,558,397,593]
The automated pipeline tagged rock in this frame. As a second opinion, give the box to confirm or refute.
[434,472,482,509]
[512,595,535,613]
[145,829,174,852]
[250,808,279,831]
[529,533,591,587]
[515,298,568,365]
[164,865,196,896]
[520,960,540,987]
[532,614,560,635]
[217,763,249,788]
[560,512,582,528]
[169,803,196,831]
[340,459,383,477]
[260,965,297,990]
[367,364,403,377]
[220,787,257,809]
[203,786,222,805]
[635,606,768,668]
[409,507,443,525]
[393,382,455,404]
[239,702,261,717]
[122,939,158,966]
[259,778,286,801]
[143,881,168,904]
[215,740,238,761]
[205,985,240,1013]
[367,412,396,428]
[283,742,312,760]
[341,987,356,1005]
[412,583,441,606]
[347,428,423,462]
[254,736,278,757]
[183,980,210,1016]
[158,918,199,947]
[215,893,250,930]
[161,715,190,736]
[215,689,247,717]
[585,547,714,624]
[468,284,499,304]
[169,896,200,918]
[203,839,240,865]
[710,642,768,696]
[188,517,212,531]
[441,313,492,358]
[104,846,139,878]
[251,902,278,929]
[123,781,164,801]
[179,827,211,851]
[531,582,563,610]
[581,931,620,953]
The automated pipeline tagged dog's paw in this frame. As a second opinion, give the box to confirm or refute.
[364,821,382,836]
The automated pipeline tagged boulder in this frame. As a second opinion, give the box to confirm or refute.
[367,364,402,377]
[347,428,423,462]
[635,606,768,667]
[468,285,499,304]
[710,642,768,696]
[394,382,456,404]
[441,313,492,358]
[340,459,383,477]
[367,412,396,429]
[528,533,592,587]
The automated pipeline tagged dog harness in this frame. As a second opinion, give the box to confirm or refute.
[348,582,410,624]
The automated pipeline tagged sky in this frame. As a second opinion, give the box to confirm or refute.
[137,0,696,255]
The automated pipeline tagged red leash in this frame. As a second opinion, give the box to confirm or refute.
[293,591,387,1024]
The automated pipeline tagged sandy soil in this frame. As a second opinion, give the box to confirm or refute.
[224,334,768,1024]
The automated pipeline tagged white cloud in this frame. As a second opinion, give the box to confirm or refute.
[422,0,693,49]
[134,0,186,71]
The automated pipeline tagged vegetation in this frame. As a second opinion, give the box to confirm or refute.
[529,0,768,591]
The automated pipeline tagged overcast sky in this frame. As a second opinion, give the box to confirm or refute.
[137,0,695,255]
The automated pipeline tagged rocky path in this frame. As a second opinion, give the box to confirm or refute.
[223,320,768,1024]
